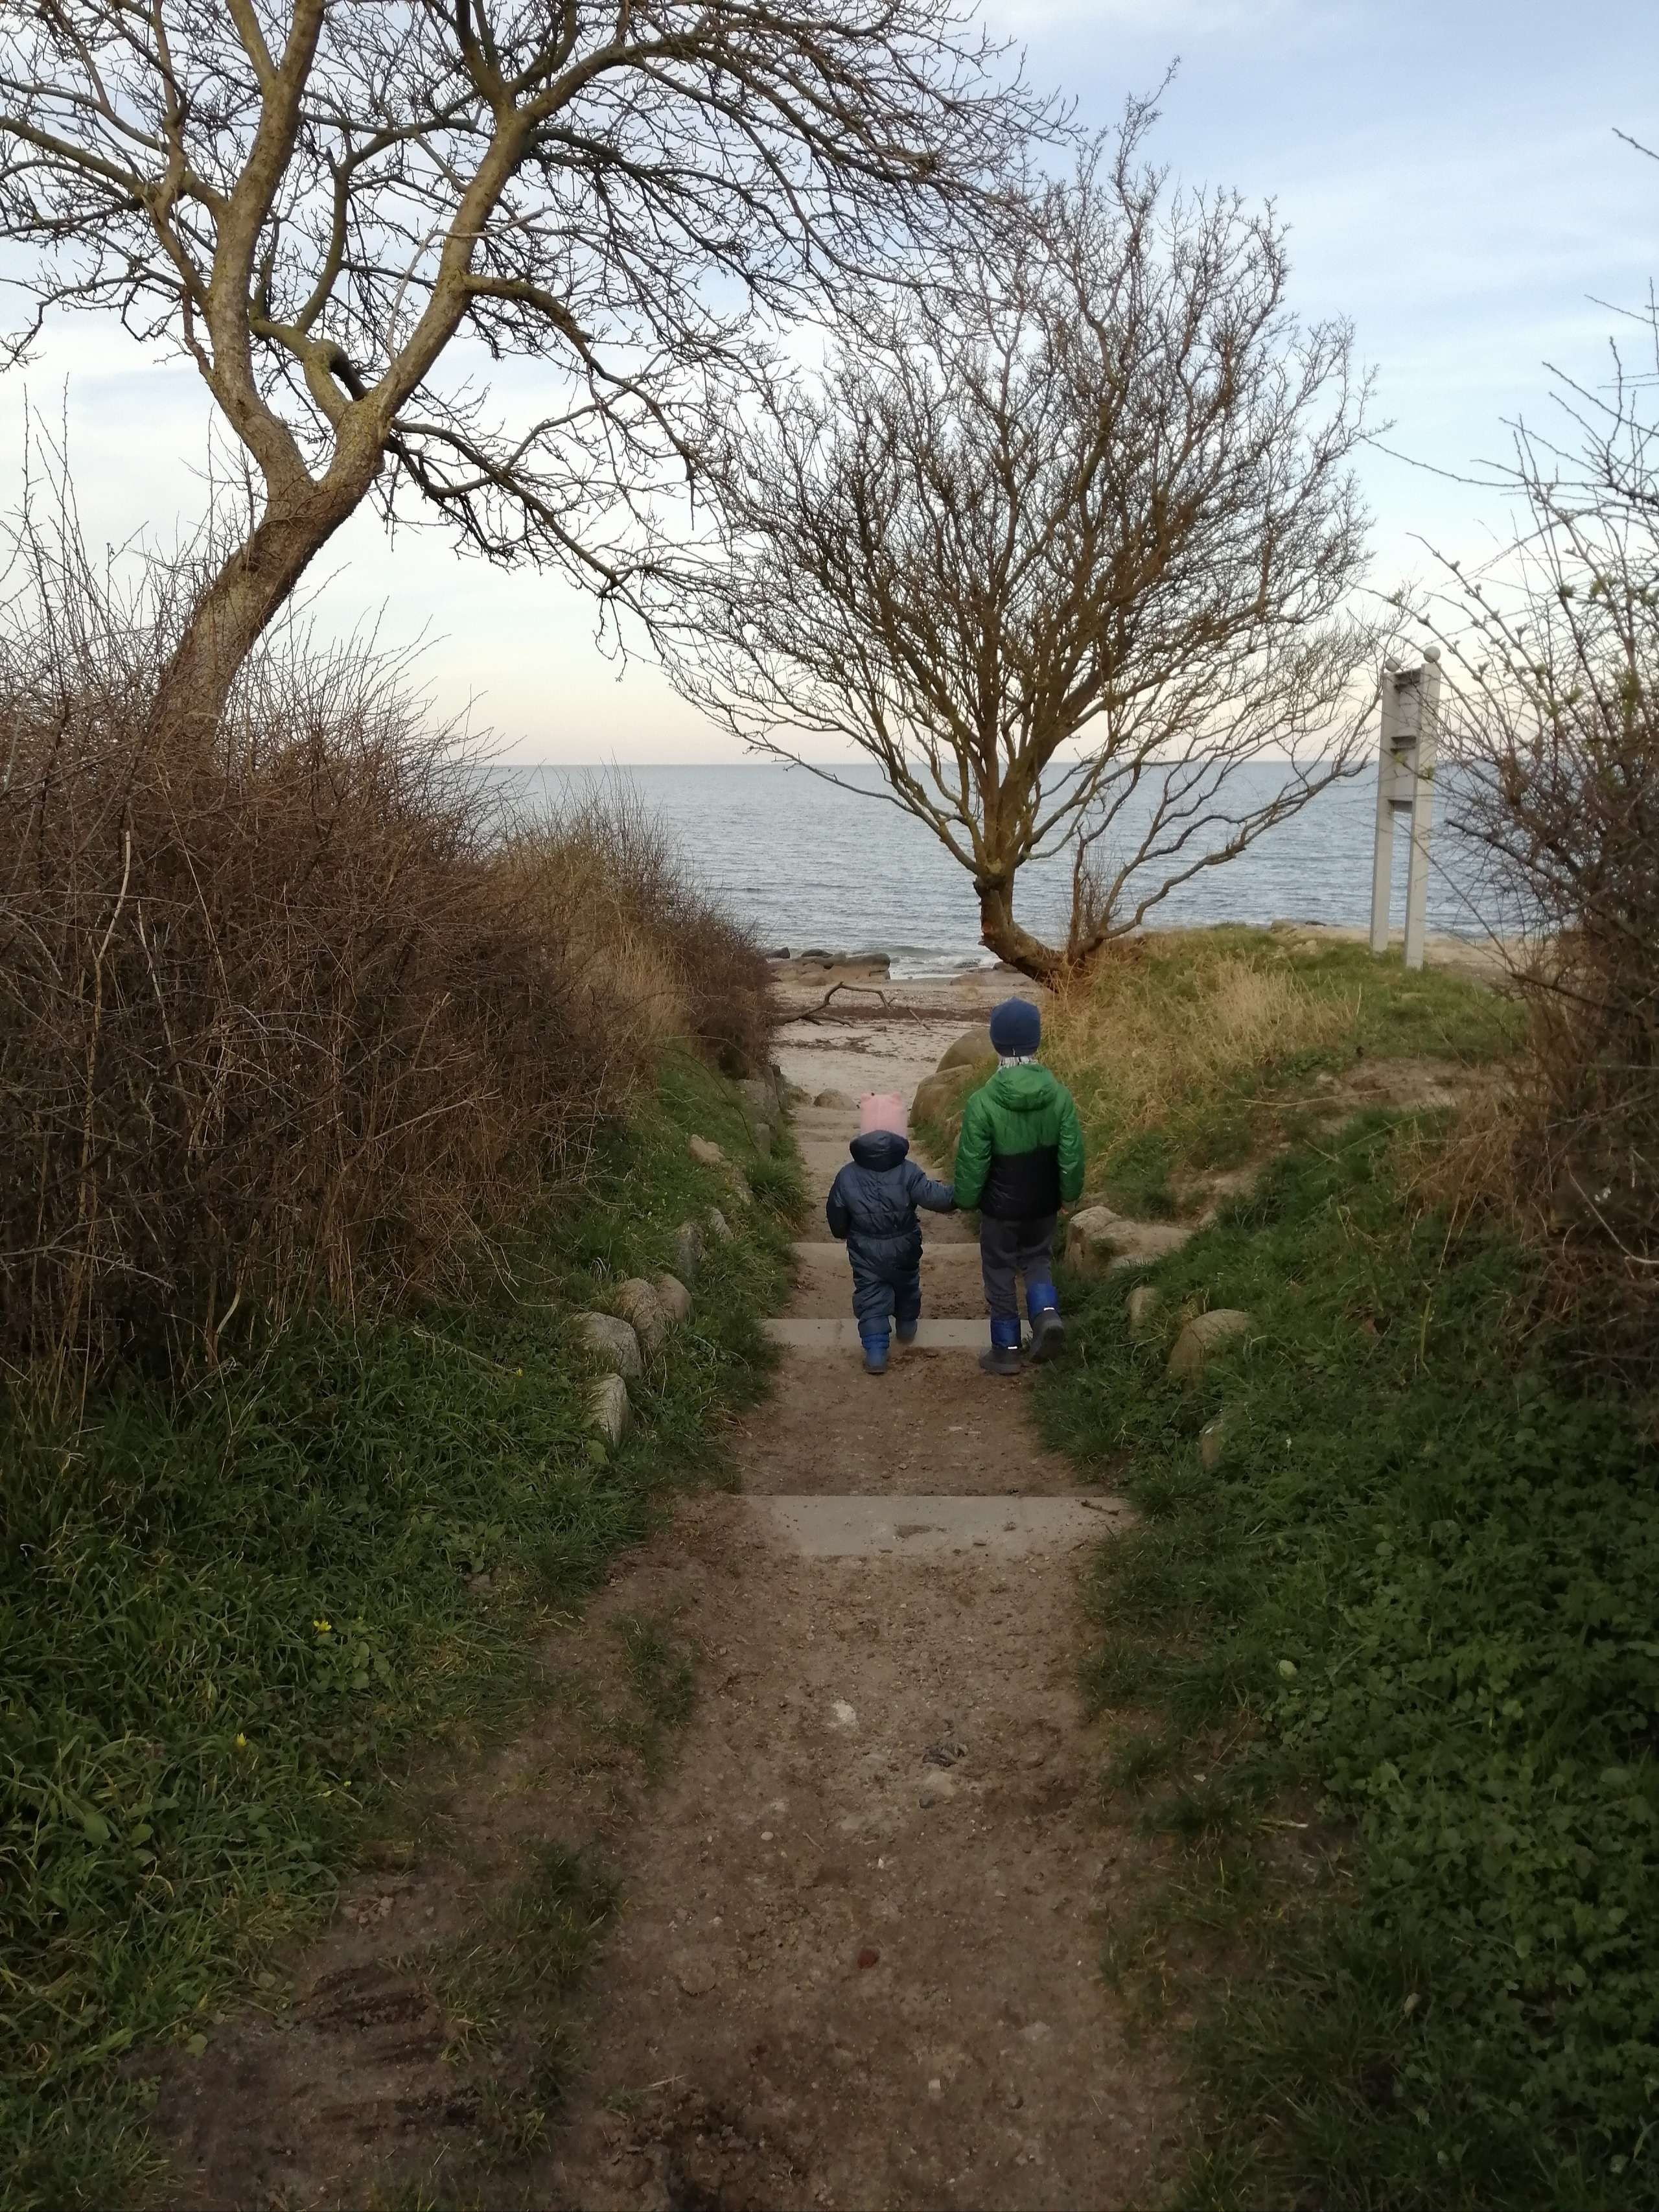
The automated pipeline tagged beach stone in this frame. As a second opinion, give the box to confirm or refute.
[577,1312,642,1379]
[1199,1417,1226,1472]
[814,1089,853,1110]
[614,1277,668,1357]
[654,1272,692,1325]
[1065,1207,1193,1274]
[705,1207,734,1244]
[674,1222,706,1282]
[936,1024,995,1074]
[689,1135,728,1170]
[1126,1285,1163,1336]
[587,1373,631,1449]
[1168,1309,1253,1382]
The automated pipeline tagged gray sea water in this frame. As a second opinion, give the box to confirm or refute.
[493,761,1499,981]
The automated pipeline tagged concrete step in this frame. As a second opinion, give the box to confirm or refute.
[763,1318,986,1353]
[748,1494,1128,1559]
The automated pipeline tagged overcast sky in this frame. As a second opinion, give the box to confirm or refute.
[2,0,1654,761]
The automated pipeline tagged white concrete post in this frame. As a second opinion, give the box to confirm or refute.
[1368,649,1441,968]
[1369,668,1402,955]
[1401,649,1441,972]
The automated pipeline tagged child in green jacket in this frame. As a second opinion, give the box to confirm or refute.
[953,997,1085,1376]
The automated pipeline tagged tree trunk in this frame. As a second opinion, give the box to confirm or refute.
[975,872,1068,986]
[148,483,364,755]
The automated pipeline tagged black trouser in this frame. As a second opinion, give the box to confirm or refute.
[979,1212,1058,1323]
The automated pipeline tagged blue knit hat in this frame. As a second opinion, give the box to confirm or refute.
[989,997,1042,1058]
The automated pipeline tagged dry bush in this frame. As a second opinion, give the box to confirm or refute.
[0,506,767,1397]
[1421,323,1659,1388]
[504,785,771,1078]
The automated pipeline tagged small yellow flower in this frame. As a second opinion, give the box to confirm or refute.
[312,1616,332,1635]
[235,1732,248,1749]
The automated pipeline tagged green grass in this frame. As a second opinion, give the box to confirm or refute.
[1039,1113,1659,2209]
[0,1048,797,2212]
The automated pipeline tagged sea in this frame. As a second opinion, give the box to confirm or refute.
[490,760,1502,983]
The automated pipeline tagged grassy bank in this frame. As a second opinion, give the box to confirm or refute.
[1,1051,796,2211]
[1036,937,1659,2208]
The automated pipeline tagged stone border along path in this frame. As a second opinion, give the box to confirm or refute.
[538,1099,1185,2209]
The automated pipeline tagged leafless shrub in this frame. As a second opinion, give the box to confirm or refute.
[1419,303,1659,1385]
[663,113,1386,984]
[0,495,767,1401]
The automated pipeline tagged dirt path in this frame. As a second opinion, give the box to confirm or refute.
[536,1102,1179,2212]
[157,1073,1183,2210]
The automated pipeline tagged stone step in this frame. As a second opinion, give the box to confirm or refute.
[790,1240,980,1264]
[763,1318,986,1353]
[748,1494,1128,1559]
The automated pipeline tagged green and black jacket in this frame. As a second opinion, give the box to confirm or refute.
[952,1062,1086,1222]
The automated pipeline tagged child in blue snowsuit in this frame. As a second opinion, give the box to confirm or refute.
[825,1108,955,1375]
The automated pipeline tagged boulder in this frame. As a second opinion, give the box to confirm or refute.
[614,1277,668,1357]
[814,1089,853,1110]
[705,1207,735,1244]
[654,1272,692,1325]
[1065,1207,1193,1275]
[737,1077,779,1130]
[1198,1417,1226,1472]
[1126,1284,1163,1336]
[587,1373,631,1449]
[765,946,791,961]
[688,1134,729,1170]
[1168,1308,1253,1382]
[577,1311,642,1380]
[673,1221,706,1283]
[911,1065,975,1129]
[936,1024,995,1074]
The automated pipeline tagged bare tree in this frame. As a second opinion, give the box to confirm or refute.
[0,0,1045,745]
[663,122,1382,983]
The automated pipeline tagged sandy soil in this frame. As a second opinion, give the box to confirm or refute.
[152,1007,1182,2212]
[767,961,1040,1106]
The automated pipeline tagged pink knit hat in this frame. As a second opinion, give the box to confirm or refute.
[858,1091,909,1139]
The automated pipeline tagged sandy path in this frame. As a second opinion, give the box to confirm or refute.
[540,1084,1181,2210]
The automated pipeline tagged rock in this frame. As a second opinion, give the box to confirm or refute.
[688,1134,728,1170]
[1168,1308,1253,1382]
[576,1311,642,1379]
[783,1083,812,1108]
[587,1373,631,1448]
[850,950,892,973]
[1065,1206,1194,1274]
[674,1221,706,1282]
[614,1277,668,1357]
[765,946,791,961]
[737,1077,779,1130]
[799,947,833,962]
[654,1272,692,1325]
[705,1207,734,1244]
[814,1089,853,1110]
[856,1946,880,1970]
[1126,1284,1163,1336]
[918,1769,959,1808]
[676,1955,717,1999]
[1199,1417,1226,1471]
[936,1023,995,1073]
[911,1065,975,1129]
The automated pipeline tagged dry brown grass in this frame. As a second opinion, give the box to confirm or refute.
[0,509,769,1400]
[1046,935,1355,1151]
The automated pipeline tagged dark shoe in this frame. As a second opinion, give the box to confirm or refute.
[1028,1308,1066,1362]
[978,1343,1025,1377]
[861,1333,890,1375]
[895,1319,919,1345]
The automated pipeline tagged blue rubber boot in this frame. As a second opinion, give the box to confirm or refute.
[1027,1281,1065,1364]
[861,1330,890,1375]
[978,1315,1024,1377]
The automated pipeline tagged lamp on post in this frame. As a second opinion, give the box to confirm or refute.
[1369,648,1443,970]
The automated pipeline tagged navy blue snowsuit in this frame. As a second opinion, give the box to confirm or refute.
[824,1132,955,1340]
